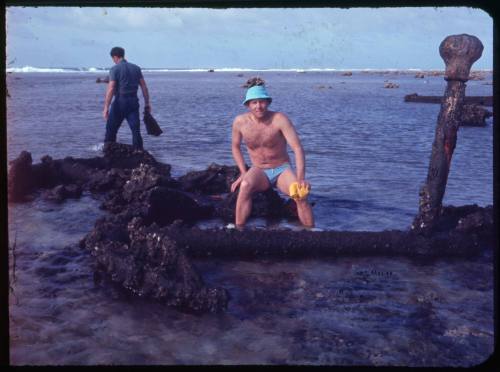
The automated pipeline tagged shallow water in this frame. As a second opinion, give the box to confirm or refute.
[7,71,494,365]
[8,200,494,365]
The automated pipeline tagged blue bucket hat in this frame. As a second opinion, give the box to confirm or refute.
[243,85,272,105]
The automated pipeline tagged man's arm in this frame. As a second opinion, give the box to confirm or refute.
[103,81,116,120]
[279,114,307,183]
[139,78,151,112]
[230,118,247,192]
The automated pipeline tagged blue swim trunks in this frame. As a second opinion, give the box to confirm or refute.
[262,163,290,185]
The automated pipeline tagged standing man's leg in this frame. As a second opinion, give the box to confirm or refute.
[235,167,271,227]
[125,98,143,150]
[104,101,124,144]
[276,168,315,227]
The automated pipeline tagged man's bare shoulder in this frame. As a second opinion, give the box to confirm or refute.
[232,113,250,127]
[272,112,293,126]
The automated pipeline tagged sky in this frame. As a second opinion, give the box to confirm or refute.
[5,6,493,70]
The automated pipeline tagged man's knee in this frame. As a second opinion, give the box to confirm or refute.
[239,179,254,195]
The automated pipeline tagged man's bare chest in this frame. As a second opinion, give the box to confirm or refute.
[241,123,284,149]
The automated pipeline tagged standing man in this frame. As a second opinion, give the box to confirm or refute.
[103,47,151,151]
[230,78,315,228]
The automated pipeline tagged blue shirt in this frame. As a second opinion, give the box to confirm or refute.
[109,59,143,97]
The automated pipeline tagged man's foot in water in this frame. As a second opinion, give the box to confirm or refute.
[226,223,245,231]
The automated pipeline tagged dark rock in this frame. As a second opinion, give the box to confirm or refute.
[82,216,229,313]
[8,143,172,202]
[8,151,34,202]
[460,104,492,126]
[101,189,127,213]
[122,164,165,201]
[63,184,82,198]
[106,163,212,225]
[342,71,352,76]
[42,184,82,203]
[143,186,214,226]
[87,168,130,193]
[83,214,131,249]
[57,157,106,186]
[177,163,240,194]
[438,204,493,234]
[384,82,399,89]
[102,142,168,172]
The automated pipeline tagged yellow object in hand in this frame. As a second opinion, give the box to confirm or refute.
[289,182,310,200]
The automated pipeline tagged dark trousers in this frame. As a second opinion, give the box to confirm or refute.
[104,96,143,150]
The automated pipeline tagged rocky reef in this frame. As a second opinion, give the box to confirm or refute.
[7,143,494,313]
[8,143,295,313]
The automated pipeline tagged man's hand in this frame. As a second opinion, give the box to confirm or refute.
[231,174,245,193]
[103,107,109,120]
[297,179,311,191]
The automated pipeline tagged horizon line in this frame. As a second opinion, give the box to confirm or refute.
[6,65,494,73]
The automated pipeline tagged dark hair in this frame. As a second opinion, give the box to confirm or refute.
[243,77,265,88]
[110,47,125,58]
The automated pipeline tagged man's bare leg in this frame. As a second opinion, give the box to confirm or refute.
[235,167,271,227]
[276,168,315,227]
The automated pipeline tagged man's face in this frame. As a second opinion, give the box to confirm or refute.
[247,99,270,119]
[111,56,121,64]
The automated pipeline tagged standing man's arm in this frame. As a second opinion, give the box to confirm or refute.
[231,118,247,192]
[279,115,309,188]
[139,78,151,112]
[103,81,116,120]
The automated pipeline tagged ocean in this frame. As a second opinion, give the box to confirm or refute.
[6,69,494,365]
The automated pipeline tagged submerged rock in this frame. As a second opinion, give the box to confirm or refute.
[82,216,229,313]
[41,184,82,203]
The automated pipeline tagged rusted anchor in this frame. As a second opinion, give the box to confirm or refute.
[412,34,483,233]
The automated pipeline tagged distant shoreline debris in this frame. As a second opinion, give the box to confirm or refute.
[384,82,399,88]
[404,93,492,106]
